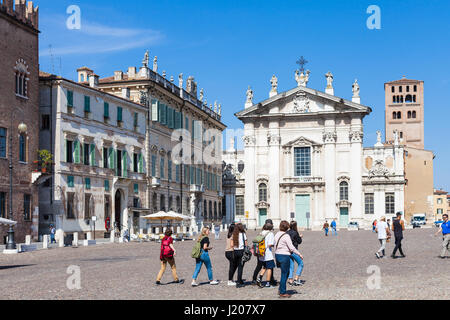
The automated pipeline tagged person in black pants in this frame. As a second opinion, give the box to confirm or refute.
[231,223,248,287]
[391,212,406,258]
[225,224,237,286]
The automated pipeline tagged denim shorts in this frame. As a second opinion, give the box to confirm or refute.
[263,260,275,269]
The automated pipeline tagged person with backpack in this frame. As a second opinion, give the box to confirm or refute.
[230,223,248,288]
[287,221,304,286]
[156,228,183,285]
[225,224,237,286]
[251,219,277,286]
[274,220,303,298]
[323,221,329,236]
[255,222,275,288]
[191,227,219,286]
[330,219,337,236]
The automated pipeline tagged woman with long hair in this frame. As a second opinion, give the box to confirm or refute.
[225,223,236,286]
[156,228,183,285]
[192,227,219,286]
[231,223,248,287]
[286,221,304,286]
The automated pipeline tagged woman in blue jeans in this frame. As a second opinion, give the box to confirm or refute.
[192,227,219,286]
[274,221,303,298]
[286,221,304,286]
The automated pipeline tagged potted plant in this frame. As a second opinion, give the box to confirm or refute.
[37,149,53,173]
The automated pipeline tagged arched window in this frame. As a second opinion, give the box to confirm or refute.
[14,59,29,98]
[392,112,397,119]
[160,195,165,211]
[209,200,213,219]
[392,96,396,103]
[203,200,207,218]
[339,181,349,201]
[412,111,417,118]
[397,112,401,119]
[19,134,26,162]
[414,85,417,92]
[400,96,404,103]
[405,95,412,103]
[152,193,158,211]
[259,183,267,202]
[168,196,173,211]
[407,111,412,119]
[413,95,416,102]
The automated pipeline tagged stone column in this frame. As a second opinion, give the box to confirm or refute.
[349,124,364,220]
[73,232,78,246]
[58,234,64,248]
[323,125,337,220]
[110,231,115,243]
[43,235,48,249]
[243,123,256,228]
[86,232,92,241]
[25,235,31,245]
[268,128,281,224]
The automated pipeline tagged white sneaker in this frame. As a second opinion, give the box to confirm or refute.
[210,280,219,285]
[227,280,236,286]
[191,280,198,287]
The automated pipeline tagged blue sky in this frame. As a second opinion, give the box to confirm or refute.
[37,0,450,191]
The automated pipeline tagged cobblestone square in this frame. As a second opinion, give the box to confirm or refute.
[0,228,448,300]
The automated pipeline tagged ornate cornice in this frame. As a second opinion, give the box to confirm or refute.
[323,131,337,144]
[349,130,364,143]
[243,135,256,146]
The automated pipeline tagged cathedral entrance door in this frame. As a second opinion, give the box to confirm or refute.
[295,195,310,228]
[258,209,267,227]
[339,208,349,227]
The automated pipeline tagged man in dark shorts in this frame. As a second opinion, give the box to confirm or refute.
[391,212,405,258]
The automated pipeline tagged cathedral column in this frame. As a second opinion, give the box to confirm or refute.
[243,123,257,228]
[349,121,364,220]
[268,125,281,225]
[323,123,337,220]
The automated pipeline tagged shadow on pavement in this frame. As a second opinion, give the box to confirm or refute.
[0,264,36,270]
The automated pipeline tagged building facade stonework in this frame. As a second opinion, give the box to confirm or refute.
[224,72,405,230]
[0,0,40,243]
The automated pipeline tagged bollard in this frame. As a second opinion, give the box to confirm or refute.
[43,235,48,249]
[86,232,92,241]
[72,232,78,246]
[110,232,115,243]
[58,235,64,248]
[25,235,31,245]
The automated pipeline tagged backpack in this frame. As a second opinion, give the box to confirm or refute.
[252,233,267,257]
[191,236,206,259]
[160,237,174,259]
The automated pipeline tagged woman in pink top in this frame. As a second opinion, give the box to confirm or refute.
[274,221,303,298]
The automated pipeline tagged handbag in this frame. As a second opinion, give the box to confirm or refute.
[241,234,252,263]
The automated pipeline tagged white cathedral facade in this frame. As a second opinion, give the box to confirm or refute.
[223,71,405,230]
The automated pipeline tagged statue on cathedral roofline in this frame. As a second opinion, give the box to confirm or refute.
[199,88,204,102]
[270,75,278,93]
[375,130,383,147]
[218,104,222,116]
[178,73,183,89]
[295,70,310,87]
[246,86,254,106]
[170,75,174,83]
[393,129,399,146]
[352,79,360,98]
[214,101,218,113]
[325,71,334,89]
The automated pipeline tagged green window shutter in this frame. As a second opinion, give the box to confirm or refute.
[85,178,91,190]
[117,107,123,122]
[151,99,158,121]
[164,104,168,126]
[104,102,109,118]
[139,153,143,173]
[185,116,189,131]
[134,183,139,194]
[158,102,162,124]
[160,158,164,179]
[114,150,118,176]
[74,141,80,163]
[122,151,128,178]
[167,107,172,129]
[67,91,73,107]
[68,176,74,188]
[84,96,90,112]
[134,113,138,128]
[174,111,179,130]
[90,144,95,166]
[104,180,110,191]
[151,155,156,177]
[108,148,113,169]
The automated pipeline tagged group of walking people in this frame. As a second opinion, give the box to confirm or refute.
[155,219,305,298]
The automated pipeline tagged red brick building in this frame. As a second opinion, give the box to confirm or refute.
[0,0,39,243]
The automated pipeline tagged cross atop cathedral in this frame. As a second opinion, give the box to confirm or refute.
[296,56,308,73]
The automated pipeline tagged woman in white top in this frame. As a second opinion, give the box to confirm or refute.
[375,216,391,259]
[231,223,248,287]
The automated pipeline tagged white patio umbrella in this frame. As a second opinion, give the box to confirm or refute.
[0,217,17,226]
[142,211,192,230]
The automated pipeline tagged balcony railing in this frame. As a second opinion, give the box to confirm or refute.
[282,176,324,184]
[190,184,205,193]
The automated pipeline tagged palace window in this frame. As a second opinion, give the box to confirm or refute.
[365,193,374,214]
[391,86,395,93]
[84,194,92,219]
[23,194,31,221]
[414,85,417,92]
[0,192,6,218]
[339,181,349,201]
[19,133,26,162]
[41,115,50,130]
[67,193,75,219]
[15,67,28,97]
[259,183,267,202]
[397,112,401,119]
[133,153,138,173]
[399,86,403,93]
[160,157,165,179]
[66,140,73,163]
[393,112,397,119]
[152,193,158,211]
[408,111,412,119]
[83,143,90,165]
[160,194,166,211]
[385,193,395,214]
[104,195,111,220]
[294,147,311,177]
[103,147,108,168]
[0,128,6,158]
[405,95,412,103]
[412,111,416,118]
[151,155,157,177]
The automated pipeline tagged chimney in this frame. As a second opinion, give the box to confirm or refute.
[127,67,136,79]
[122,88,130,99]
[88,74,99,88]
[114,71,123,81]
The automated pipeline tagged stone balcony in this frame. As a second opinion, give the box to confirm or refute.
[190,184,205,193]
[281,176,325,186]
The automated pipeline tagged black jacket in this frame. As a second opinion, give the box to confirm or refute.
[286,229,302,249]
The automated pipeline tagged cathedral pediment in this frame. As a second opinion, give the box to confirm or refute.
[236,85,371,119]
[283,136,322,148]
